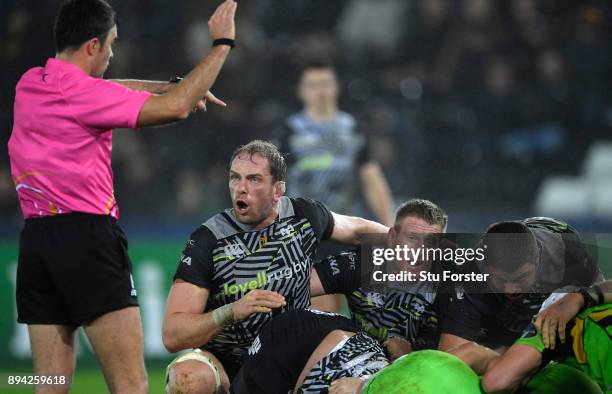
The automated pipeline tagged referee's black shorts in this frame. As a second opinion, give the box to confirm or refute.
[16,213,138,326]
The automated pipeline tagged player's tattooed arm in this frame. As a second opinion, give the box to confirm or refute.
[330,212,388,246]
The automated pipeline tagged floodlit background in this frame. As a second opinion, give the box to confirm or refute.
[1,1,611,392]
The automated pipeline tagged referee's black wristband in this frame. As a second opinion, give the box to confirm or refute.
[213,38,235,49]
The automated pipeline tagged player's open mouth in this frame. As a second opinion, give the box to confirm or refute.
[235,200,249,215]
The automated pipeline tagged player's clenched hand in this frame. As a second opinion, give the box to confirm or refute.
[534,292,583,349]
[232,289,286,321]
[329,377,364,394]
[382,336,412,361]
[208,0,237,41]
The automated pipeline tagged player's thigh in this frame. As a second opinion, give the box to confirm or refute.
[28,324,77,393]
[83,306,147,389]
[310,294,347,314]
[166,349,231,394]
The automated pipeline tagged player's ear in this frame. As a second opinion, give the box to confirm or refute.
[387,226,396,247]
[274,181,285,200]
[85,38,100,56]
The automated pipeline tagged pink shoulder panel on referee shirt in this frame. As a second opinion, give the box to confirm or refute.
[8,58,152,219]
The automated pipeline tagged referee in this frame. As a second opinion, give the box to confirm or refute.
[8,0,236,392]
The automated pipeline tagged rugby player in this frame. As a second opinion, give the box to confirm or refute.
[8,0,236,392]
[162,140,388,394]
[439,218,602,354]
[455,280,611,393]
[231,308,388,394]
[273,62,394,314]
[311,199,454,361]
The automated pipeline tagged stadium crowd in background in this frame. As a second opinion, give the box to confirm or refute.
[1,0,611,227]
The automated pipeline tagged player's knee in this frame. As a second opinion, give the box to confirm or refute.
[167,360,218,394]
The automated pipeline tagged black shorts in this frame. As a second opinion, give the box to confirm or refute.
[16,213,138,326]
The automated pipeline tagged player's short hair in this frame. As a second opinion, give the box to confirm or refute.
[480,222,538,272]
[395,199,448,232]
[300,61,336,80]
[54,0,117,53]
[230,140,287,183]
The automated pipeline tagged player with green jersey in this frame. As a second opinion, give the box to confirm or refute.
[480,280,611,393]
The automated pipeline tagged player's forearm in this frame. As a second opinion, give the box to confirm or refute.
[165,45,230,116]
[162,311,223,353]
[354,217,389,244]
[111,79,174,94]
[360,163,394,226]
[480,345,541,393]
[449,342,501,375]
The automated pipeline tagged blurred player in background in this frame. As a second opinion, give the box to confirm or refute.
[274,62,394,313]
[162,140,388,394]
[8,0,236,392]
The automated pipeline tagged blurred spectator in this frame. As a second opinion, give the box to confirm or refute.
[2,0,611,227]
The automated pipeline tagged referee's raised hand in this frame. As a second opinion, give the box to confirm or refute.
[232,289,286,321]
[209,0,237,41]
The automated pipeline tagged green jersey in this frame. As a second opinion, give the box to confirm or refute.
[516,303,612,391]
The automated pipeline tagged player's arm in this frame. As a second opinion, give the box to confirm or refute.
[330,212,388,246]
[162,281,285,353]
[162,280,219,352]
[359,161,394,226]
[480,344,542,393]
[310,250,362,297]
[113,80,226,111]
[111,79,175,94]
[137,0,236,127]
[382,336,413,361]
[449,342,501,375]
[438,333,470,351]
[310,269,325,297]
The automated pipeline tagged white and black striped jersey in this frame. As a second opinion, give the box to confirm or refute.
[315,250,452,350]
[273,112,369,214]
[174,196,334,367]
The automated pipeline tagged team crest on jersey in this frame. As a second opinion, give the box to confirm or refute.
[279,224,297,238]
[223,242,247,260]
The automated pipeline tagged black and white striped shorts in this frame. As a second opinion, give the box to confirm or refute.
[297,332,388,394]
